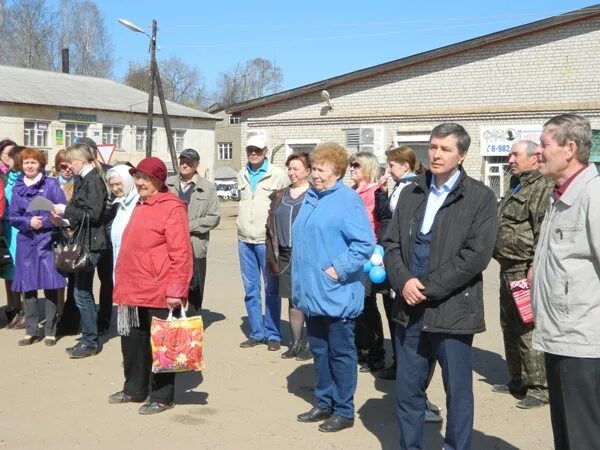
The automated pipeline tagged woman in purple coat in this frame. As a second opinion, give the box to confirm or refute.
[9,148,67,346]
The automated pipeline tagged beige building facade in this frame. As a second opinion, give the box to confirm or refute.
[229,5,600,198]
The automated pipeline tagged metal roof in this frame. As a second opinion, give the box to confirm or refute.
[0,65,219,120]
[228,4,600,114]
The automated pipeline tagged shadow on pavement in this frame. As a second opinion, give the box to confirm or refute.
[175,371,208,405]
[472,346,509,386]
[238,316,293,344]
[201,309,226,329]
[286,363,315,406]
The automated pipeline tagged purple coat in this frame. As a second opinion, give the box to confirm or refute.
[9,174,67,292]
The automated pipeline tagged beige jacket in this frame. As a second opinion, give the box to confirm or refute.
[166,173,221,258]
[236,163,288,243]
[532,164,600,358]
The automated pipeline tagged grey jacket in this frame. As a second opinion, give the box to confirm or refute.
[532,164,600,358]
[166,174,220,258]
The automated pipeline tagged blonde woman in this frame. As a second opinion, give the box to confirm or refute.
[349,152,387,373]
[52,143,108,358]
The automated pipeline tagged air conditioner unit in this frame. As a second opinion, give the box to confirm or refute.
[360,126,385,163]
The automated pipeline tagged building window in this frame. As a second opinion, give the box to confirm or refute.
[65,123,89,147]
[218,142,233,160]
[229,114,241,125]
[393,134,431,169]
[172,130,186,152]
[484,156,510,200]
[24,121,49,147]
[135,127,156,152]
[284,139,321,157]
[102,126,123,149]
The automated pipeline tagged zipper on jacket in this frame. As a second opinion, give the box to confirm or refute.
[565,281,568,295]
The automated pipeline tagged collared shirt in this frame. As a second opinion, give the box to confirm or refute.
[80,164,95,178]
[180,173,198,194]
[420,169,461,234]
[246,159,269,192]
[552,166,587,201]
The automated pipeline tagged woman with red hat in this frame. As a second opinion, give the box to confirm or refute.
[109,157,193,415]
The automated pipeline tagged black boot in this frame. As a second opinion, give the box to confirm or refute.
[295,340,312,361]
[281,340,300,359]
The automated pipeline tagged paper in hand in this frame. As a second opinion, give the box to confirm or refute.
[26,196,56,212]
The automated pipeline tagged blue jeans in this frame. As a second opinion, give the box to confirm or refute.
[395,313,474,450]
[73,251,101,348]
[306,316,357,420]
[238,241,281,341]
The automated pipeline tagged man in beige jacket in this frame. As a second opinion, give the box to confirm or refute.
[532,113,600,450]
[237,135,288,350]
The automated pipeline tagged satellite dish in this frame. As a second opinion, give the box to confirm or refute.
[321,90,333,110]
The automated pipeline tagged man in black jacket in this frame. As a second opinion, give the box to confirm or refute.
[383,123,497,450]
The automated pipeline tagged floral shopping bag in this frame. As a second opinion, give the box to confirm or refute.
[150,307,205,373]
[509,278,534,325]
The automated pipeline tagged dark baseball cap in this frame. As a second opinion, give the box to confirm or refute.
[179,148,200,162]
[76,137,98,151]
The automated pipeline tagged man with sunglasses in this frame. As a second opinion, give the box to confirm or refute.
[237,136,288,350]
[166,148,220,312]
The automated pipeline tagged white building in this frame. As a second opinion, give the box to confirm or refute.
[0,65,220,177]
[229,5,600,198]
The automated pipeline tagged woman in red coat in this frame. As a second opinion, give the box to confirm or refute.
[109,157,193,415]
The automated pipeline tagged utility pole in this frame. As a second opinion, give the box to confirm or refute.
[153,61,179,174]
[145,19,157,157]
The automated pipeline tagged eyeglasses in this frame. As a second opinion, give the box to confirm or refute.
[246,147,264,155]
[58,163,70,170]
[350,162,361,169]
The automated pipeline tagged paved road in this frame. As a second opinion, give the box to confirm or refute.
[0,201,552,449]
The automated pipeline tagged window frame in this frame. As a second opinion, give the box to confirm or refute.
[24,120,50,148]
[65,122,89,147]
[217,142,233,160]
[102,125,124,150]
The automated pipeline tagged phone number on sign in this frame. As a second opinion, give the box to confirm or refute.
[486,144,511,153]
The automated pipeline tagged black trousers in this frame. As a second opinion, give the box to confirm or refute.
[188,257,207,310]
[56,274,80,336]
[382,293,396,365]
[355,291,386,365]
[121,307,176,404]
[545,353,600,450]
[96,248,114,331]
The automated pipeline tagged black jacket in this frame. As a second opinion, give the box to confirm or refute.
[382,168,497,334]
[374,176,419,244]
[64,167,108,252]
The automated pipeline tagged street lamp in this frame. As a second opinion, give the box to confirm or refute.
[119,17,178,173]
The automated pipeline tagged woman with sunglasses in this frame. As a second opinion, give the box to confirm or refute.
[349,152,387,374]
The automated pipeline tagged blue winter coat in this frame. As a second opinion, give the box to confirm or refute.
[291,179,374,318]
[9,174,67,292]
[0,170,19,280]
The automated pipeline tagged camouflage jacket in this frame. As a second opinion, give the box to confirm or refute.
[493,170,553,272]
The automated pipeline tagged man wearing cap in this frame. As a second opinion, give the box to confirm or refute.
[166,148,220,312]
[237,135,288,350]
[76,136,114,335]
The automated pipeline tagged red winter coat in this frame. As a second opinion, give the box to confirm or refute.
[113,191,193,309]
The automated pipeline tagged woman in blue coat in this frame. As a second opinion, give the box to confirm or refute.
[292,142,374,433]
[9,148,67,346]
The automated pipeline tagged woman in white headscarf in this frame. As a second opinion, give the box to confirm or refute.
[105,165,140,274]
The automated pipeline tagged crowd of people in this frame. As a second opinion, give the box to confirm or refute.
[1,112,598,449]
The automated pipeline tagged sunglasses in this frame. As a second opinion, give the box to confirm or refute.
[350,162,361,169]
[246,147,264,155]
[58,163,70,170]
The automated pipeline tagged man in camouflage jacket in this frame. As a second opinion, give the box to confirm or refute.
[492,140,553,409]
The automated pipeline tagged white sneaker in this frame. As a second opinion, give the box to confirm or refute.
[424,409,443,423]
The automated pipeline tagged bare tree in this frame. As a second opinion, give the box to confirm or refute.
[123,56,209,109]
[0,0,56,70]
[215,57,283,106]
[58,0,113,77]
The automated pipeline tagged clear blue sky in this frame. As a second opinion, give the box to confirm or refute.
[61,0,600,99]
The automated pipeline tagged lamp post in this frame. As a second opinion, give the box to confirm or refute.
[119,18,178,172]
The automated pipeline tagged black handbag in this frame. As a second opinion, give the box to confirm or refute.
[55,214,92,273]
[0,236,12,265]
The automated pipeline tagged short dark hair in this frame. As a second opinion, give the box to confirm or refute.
[0,139,17,154]
[285,152,310,169]
[430,123,471,154]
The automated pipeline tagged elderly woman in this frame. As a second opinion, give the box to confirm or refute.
[266,152,311,360]
[9,148,67,345]
[52,143,108,359]
[0,142,24,328]
[348,151,387,374]
[110,157,192,415]
[292,142,374,432]
[105,165,139,271]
